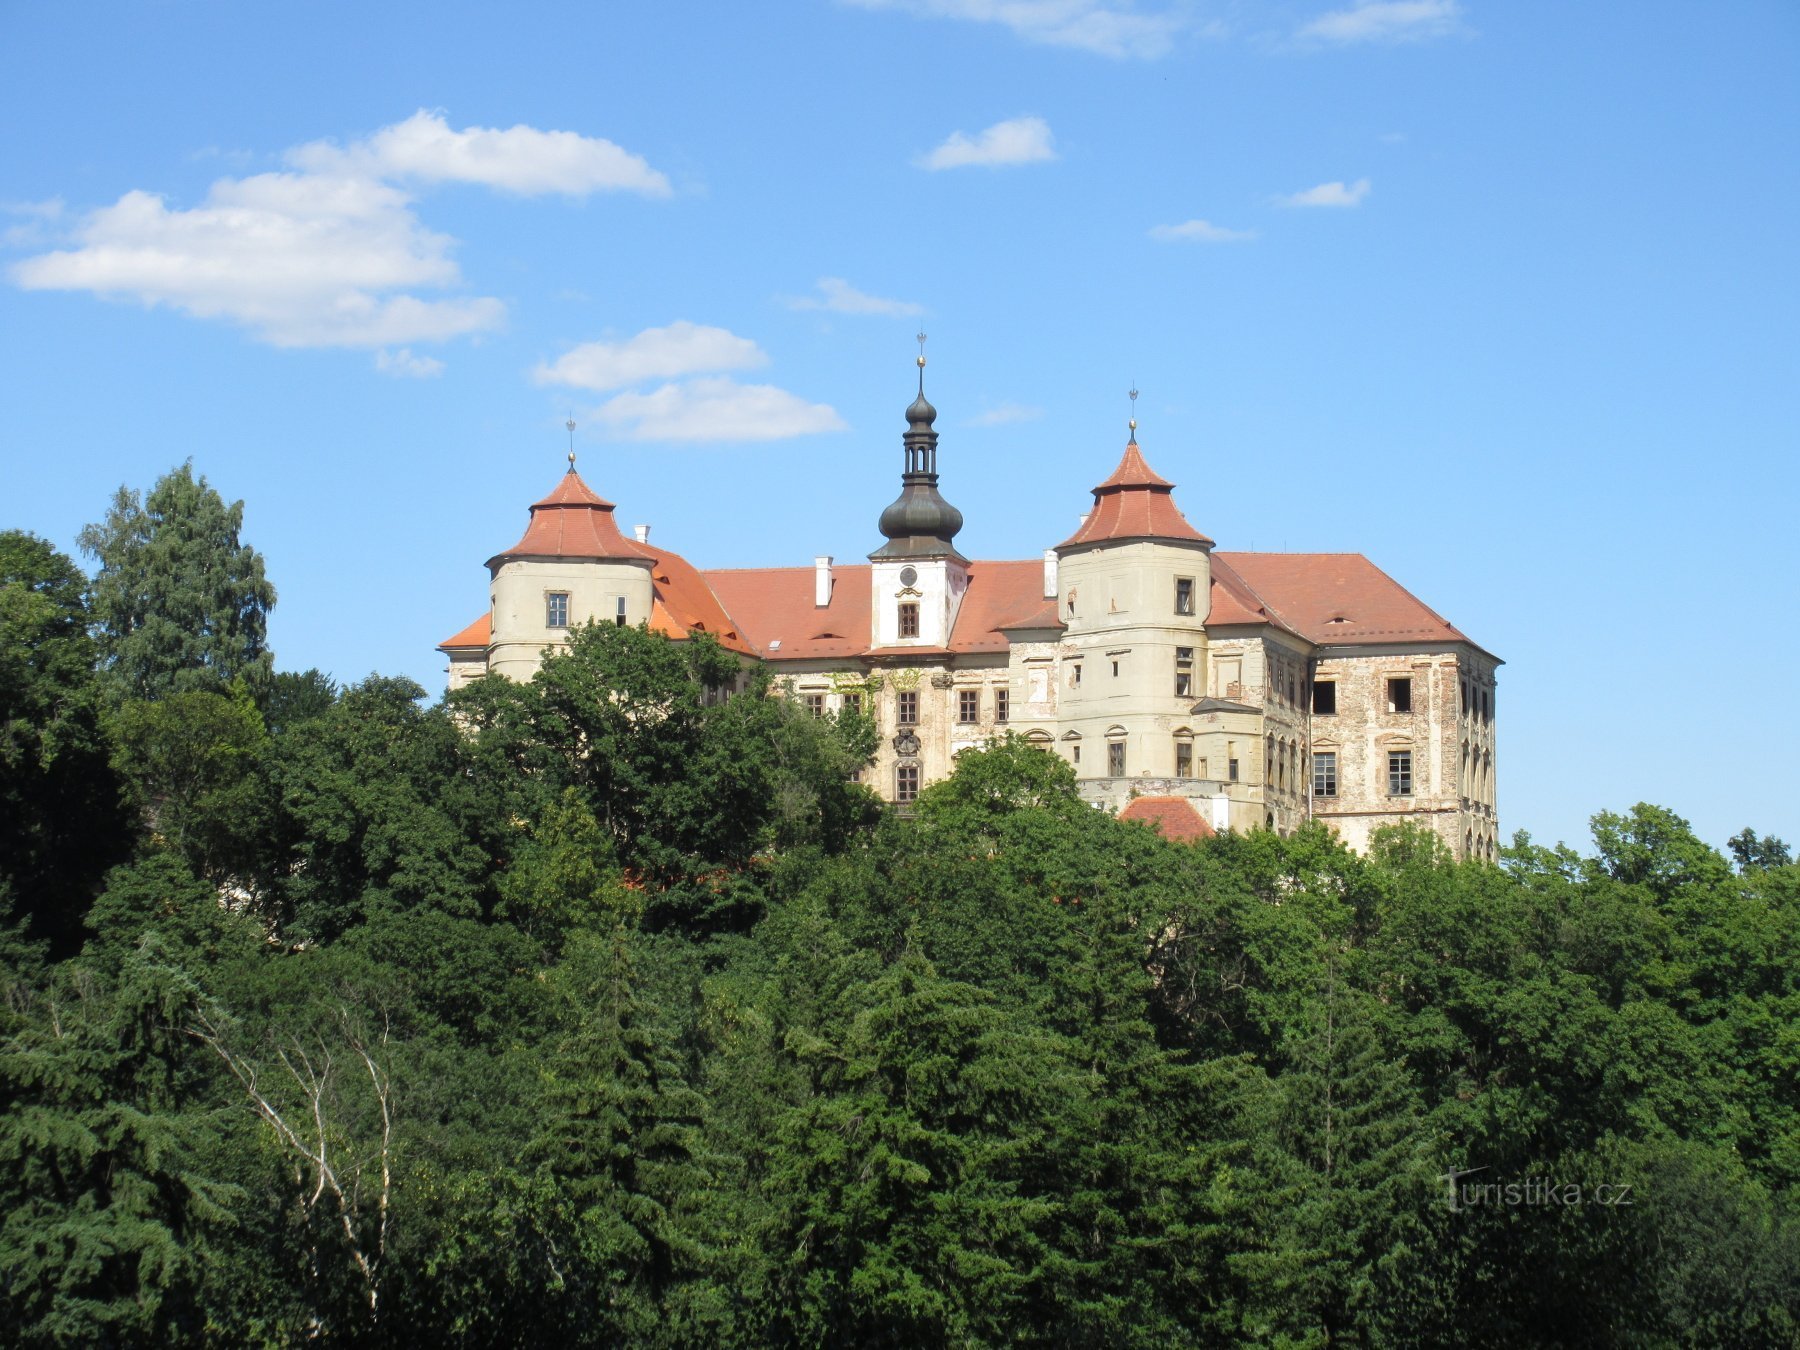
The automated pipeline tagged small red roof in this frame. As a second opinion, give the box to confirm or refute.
[488,468,653,567]
[1059,441,1214,549]
[439,613,491,650]
[1119,795,1217,842]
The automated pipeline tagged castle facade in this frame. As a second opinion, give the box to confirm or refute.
[440,370,1501,859]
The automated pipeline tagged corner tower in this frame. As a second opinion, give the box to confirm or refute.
[1054,397,1215,789]
[868,338,969,650]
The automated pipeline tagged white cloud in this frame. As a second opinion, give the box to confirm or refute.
[290,110,671,198]
[842,0,1193,59]
[1299,0,1460,44]
[787,277,924,316]
[969,401,1044,426]
[591,377,846,443]
[919,116,1056,170]
[1148,218,1256,243]
[534,322,768,392]
[1278,177,1372,207]
[11,173,505,347]
[376,347,444,378]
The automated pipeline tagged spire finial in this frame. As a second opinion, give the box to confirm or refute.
[916,331,928,392]
[1128,386,1139,445]
[565,414,577,470]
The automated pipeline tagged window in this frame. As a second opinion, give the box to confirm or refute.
[1387,677,1412,714]
[1071,664,1082,687]
[1175,740,1193,777]
[841,692,862,717]
[994,689,1009,723]
[616,596,627,627]
[897,690,918,726]
[898,602,919,638]
[957,689,979,723]
[1175,646,1194,698]
[804,693,825,717]
[546,592,570,628]
[1228,757,1240,782]
[1313,751,1338,797]
[1312,680,1335,714]
[1175,577,1195,615]
[895,763,920,803]
[1388,750,1413,796]
[1108,742,1126,777]
[1072,744,1081,765]
[1111,659,1120,678]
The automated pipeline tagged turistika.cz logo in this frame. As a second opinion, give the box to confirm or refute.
[1439,1166,1635,1212]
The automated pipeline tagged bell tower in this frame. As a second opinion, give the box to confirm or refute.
[868,335,969,649]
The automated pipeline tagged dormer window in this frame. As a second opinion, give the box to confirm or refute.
[898,602,920,638]
[546,592,570,629]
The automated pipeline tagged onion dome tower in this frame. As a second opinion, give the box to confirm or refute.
[867,336,971,650]
[870,339,967,565]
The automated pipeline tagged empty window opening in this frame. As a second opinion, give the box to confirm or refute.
[1387,678,1413,714]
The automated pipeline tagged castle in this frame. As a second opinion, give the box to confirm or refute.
[440,363,1502,860]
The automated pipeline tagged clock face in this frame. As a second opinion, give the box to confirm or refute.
[899,566,918,587]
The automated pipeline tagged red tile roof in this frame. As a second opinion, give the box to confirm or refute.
[1119,795,1217,842]
[488,469,654,567]
[705,564,874,661]
[1059,441,1214,549]
[440,613,490,650]
[1213,552,1474,648]
[950,560,1064,653]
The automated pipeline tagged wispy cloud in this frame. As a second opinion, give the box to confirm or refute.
[787,277,924,317]
[1278,178,1371,207]
[969,401,1044,426]
[1148,218,1256,243]
[1298,0,1460,44]
[2,197,64,248]
[533,322,767,392]
[919,116,1056,170]
[290,110,671,198]
[375,347,444,378]
[841,0,1195,59]
[9,111,669,353]
[592,377,846,443]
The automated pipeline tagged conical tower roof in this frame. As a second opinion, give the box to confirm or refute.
[1058,435,1212,551]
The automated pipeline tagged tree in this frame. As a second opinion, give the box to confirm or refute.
[0,532,131,956]
[1728,827,1794,873]
[79,462,276,703]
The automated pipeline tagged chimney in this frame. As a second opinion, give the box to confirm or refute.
[633,524,651,543]
[814,555,833,608]
[1042,549,1058,600]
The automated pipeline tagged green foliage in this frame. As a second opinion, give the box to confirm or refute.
[79,462,277,703]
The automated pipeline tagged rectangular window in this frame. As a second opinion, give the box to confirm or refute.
[895,763,919,803]
[1175,577,1195,615]
[1229,757,1240,782]
[1071,663,1082,687]
[1175,740,1193,777]
[897,690,919,725]
[1175,646,1194,698]
[616,596,627,627]
[1387,677,1413,714]
[994,689,1009,723]
[1388,750,1413,796]
[898,602,919,638]
[1108,742,1126,777]
[804,693,825,717]
[1072,744,1081,765]
[957,689,978,723]
[1313,681,1336,715]
[546,592,570,628]
[841,692,862,717]
[1313,751,1338,797]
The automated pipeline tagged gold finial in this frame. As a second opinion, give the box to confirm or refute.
[565,414,577,469]
[1128,386,1139,444]
[916,330,928,368]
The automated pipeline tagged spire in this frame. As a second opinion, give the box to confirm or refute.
[871,336,966,562]
[1127,386,1138,446]
[565,413,578,471]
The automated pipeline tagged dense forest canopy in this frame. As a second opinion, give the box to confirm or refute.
[2,471,1797,1346]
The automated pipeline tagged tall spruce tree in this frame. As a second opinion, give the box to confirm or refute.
[79,463,276,703]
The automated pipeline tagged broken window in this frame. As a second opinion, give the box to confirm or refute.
[1175,577,1195,615]
[1175,646,1194,698]
[1312,680,1336,715]
[1387,677,1412,714]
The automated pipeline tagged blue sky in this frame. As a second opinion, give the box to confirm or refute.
[4,1,1796,853]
